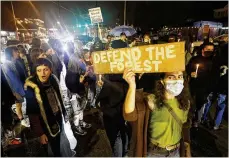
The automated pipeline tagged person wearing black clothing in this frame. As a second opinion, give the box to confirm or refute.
[91,37,104,52]
[1,68,17,132]
[96,33,131,156]
[96,75,130,157]
[111,32,128,49]
[18,44,32,76]
[202,42,228,130]
[41,42,63,80]
[186,42,220,127]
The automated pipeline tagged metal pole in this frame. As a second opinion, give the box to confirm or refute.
[11,1,18,38]
[124,1,126,25]
[98,23,102,40]
[96,1,99,38]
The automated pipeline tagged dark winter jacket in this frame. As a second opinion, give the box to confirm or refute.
[25,75,66,137]
[215,43,228,94]
[96,75,128,118]
[65,54,85,95]
[186,55,220,94]
[1,61,25,103]
[1,68,17,106]
[111,40,128,49]
[15,58,28,84]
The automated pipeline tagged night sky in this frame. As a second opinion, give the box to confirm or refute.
[1,1,228,31]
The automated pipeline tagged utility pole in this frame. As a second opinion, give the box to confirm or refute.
[11,1,18,39]
[96,1,99,38]
[124,1,126,25]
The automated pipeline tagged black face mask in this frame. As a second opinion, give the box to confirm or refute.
[204,51,213,57]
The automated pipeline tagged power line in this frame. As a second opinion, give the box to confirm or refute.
[52,1,76,16]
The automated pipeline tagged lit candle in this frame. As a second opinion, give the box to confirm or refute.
[195,64,199,77]
[99,74,102,82]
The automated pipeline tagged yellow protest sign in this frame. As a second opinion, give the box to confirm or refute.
[91,42,185,74]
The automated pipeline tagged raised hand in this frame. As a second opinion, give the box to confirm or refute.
[123,68,136,89]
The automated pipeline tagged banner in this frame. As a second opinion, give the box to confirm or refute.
[92,42,185,74]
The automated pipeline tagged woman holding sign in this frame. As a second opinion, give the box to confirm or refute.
[122,69,192,157]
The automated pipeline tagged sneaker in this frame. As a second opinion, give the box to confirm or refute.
[64,100,72,109]
[80,121,92,129]
[74,126,87,136]
[4,130,14,139]
[8,138,22,145]
[213,125,220,130]
[193,121,199,128]
[21,118,30,127]
[201,120,211,129]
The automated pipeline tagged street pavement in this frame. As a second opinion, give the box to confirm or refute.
[3,107,228,157]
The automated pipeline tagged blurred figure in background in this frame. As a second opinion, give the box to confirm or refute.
[168,35,176,43]
[29,48,47,75]
[65,43,92,136]
[143,34,151,45]
[202,41,228,130]
[186,42,219,128]
[17,44,32,76]
[4,46,27,84]
[29,38,41,54]
[104,35,112,50]
[2,46,27,128]
[111,32,128,49]
[79,49,97,109]
[129,37,137,47]
[91,37,104,52]
[41,42,63,80]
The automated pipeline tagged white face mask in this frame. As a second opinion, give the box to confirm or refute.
[162,80,184,96]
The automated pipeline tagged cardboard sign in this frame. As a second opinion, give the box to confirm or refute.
[92,42,185,74]
[88,7,103,24]
[203,25,210,34]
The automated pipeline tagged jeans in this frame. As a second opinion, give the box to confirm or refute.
[203,93,227,126]
[87,85,96,108]
[103,115,130,157]
[147,145,180,157]
[191,88,209,123]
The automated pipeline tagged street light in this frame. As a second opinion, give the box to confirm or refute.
[57,21,60,25]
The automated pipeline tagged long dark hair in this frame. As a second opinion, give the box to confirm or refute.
[154,72,191,111]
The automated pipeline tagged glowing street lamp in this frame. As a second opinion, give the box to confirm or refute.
[57,21,60,25]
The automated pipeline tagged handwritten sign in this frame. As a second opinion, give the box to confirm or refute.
[88,7,103,24]
[92,42,185,74]
[203,25,210,34]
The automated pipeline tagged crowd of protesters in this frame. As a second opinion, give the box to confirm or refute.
[1,31,228,157]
